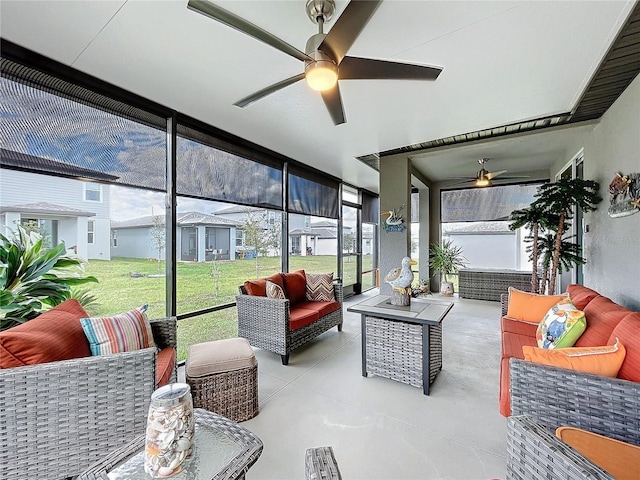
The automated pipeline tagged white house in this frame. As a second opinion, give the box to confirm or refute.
[111,211,240,262]
[0,150,115,260]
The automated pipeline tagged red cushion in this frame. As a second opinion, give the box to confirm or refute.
[499,357,512,417]
[281,270,307,305]
[156,347,176,387]
[289,307,320,330]
[608,312,640,382]
[567,284,601,311]
[244,273,285,297]
[296,301,341,318]
[501,316,538,337]
[502,331,537,360]
[576,296,631,347]
[0,299,91,368]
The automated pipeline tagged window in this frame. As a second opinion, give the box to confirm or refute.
[268,211,276,226]
[304,216,310,228]
[112,230,117,247]
[84,183,102,202]
[235,229,244,247]
[87,220,95,244]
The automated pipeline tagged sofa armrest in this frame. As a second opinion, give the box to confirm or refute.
[333,282,344,304]
[0,348,157,479]
[510,358,640,446]
[150,316,177,350]
[507,415,614,480]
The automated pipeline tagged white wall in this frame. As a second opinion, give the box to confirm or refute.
[449,233,518,270]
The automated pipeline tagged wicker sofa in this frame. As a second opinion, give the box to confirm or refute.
[0,313,177,480]
[499,283,640,416]
[237,272,343,365]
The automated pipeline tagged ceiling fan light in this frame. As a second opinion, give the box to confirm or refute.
[475,177,491,187]
[305,60,338,91]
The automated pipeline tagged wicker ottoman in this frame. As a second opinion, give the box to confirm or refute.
[186,338,259,422]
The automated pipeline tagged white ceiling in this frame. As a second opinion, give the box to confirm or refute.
[1,0,635,193]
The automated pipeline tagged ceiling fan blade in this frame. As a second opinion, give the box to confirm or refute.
[319,0,382,64]
[234,73,305,107]
[339,56,443,81]
[486,170,508,180]
[321,83,346,125]
[187,0,311,62]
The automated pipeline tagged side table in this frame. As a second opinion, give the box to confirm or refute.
[78,408,263,480]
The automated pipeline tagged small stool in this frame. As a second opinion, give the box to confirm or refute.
[186,337,259,422]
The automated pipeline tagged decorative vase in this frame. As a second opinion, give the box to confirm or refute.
[145,383,195,478]
[440,281,454,296]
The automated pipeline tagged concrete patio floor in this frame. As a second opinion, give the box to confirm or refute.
[184,290,507,479]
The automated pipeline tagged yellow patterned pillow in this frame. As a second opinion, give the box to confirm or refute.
[536,298,587,349]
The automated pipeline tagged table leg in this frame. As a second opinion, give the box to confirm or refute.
[361,315,368,377]
[422,323,430,395]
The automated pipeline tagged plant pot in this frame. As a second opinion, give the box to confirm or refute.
[440,281,454,296]
[419,286,430,293]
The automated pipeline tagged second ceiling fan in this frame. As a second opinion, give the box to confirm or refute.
[187,0,443,125]
[455,158,530,187]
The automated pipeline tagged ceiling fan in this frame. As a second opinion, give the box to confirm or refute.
[455,158,529,187]
[187,0,443,125]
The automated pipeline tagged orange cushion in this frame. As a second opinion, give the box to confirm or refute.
[244,273,285,297]
[499,357,512,417]
[576,296,631,347]
[296,301,341,318]
[608,312,640,382]
[0,299,91,368]
[289,307,319,330]
[501,316,539,337]
[281,270,307,305]
[567,284,601,311]
[502,331,537,360]
[522,339,626,377]
[506,287,567,323]
[156,347,176,387]
[556,426,640,480]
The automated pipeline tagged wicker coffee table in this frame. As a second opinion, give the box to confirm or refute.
[78,408,263,480]
[348,295,453,395]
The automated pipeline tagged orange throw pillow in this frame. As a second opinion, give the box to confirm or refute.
[556,426,640,480]
[522,339,626,377]
[244,273,285,297]
[0,299,91,368]
[281,270,307,305]
[506,287,568,324]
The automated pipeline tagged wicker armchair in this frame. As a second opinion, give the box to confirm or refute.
[236,283,343,365]
[0,317,177,480]
[506,358,640,479]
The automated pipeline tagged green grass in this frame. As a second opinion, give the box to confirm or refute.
[83,256,346,360]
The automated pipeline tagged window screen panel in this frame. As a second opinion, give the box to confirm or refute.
[362,191,379,224]
[441,183,543,223]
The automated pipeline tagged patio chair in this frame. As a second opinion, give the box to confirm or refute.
[506,358,640,479]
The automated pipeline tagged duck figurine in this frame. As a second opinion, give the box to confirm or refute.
[384,257,417,295]
[381,204,405,226]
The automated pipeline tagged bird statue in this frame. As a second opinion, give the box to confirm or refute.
[384,257,417,295]
[381,204,405,226]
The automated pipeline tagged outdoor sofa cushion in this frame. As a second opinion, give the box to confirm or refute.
[506,287,567,323]
[608,312,640,382]
[280,269,307,305]
[305,272,336,302]
[535,298,587,349]
[576,295,634,347]
[243,273,285,297]
[0,299,91,368]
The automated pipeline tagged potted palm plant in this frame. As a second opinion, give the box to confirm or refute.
[429,240,467,296]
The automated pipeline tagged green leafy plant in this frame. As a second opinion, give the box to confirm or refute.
[0,226,98,330]
[429,240,467,283]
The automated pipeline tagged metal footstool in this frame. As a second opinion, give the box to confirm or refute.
[186,338,259,422]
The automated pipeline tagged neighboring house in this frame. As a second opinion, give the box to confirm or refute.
[111,211,240,262]
[444,221,531,271]
[0,149,116,260]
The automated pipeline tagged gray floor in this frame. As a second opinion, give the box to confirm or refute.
[183,290,507,479]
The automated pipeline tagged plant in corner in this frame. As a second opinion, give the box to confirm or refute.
[0,226,98,331]
[429,239,467,296]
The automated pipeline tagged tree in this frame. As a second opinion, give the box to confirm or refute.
[509,204,560,293]
[533,178,602,293]
[0,226,98,330]
[343,231,355,262]
[240,209,271,278]
[149,210,165,274]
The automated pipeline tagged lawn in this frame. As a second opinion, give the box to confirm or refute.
[84,255,344,360]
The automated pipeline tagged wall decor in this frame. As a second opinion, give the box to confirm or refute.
[381,204,406,232]
[608,172,640,218]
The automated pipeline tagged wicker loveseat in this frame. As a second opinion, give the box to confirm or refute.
[0,303,177,480]
[237,271,343,365]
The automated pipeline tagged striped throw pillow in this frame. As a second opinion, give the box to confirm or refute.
[306,273,336,302]
[80,305,156,356]
[266,280,285,299]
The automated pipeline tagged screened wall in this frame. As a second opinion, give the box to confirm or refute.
[0,42,378,360]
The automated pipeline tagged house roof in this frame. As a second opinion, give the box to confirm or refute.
[112,211,240,229]
[444,221,513,234]
[0,148,119,182]
[212,205,262,215]
[0,201,96,217]
[290,228,337,239]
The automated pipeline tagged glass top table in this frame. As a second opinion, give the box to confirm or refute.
[78,408,263,480]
